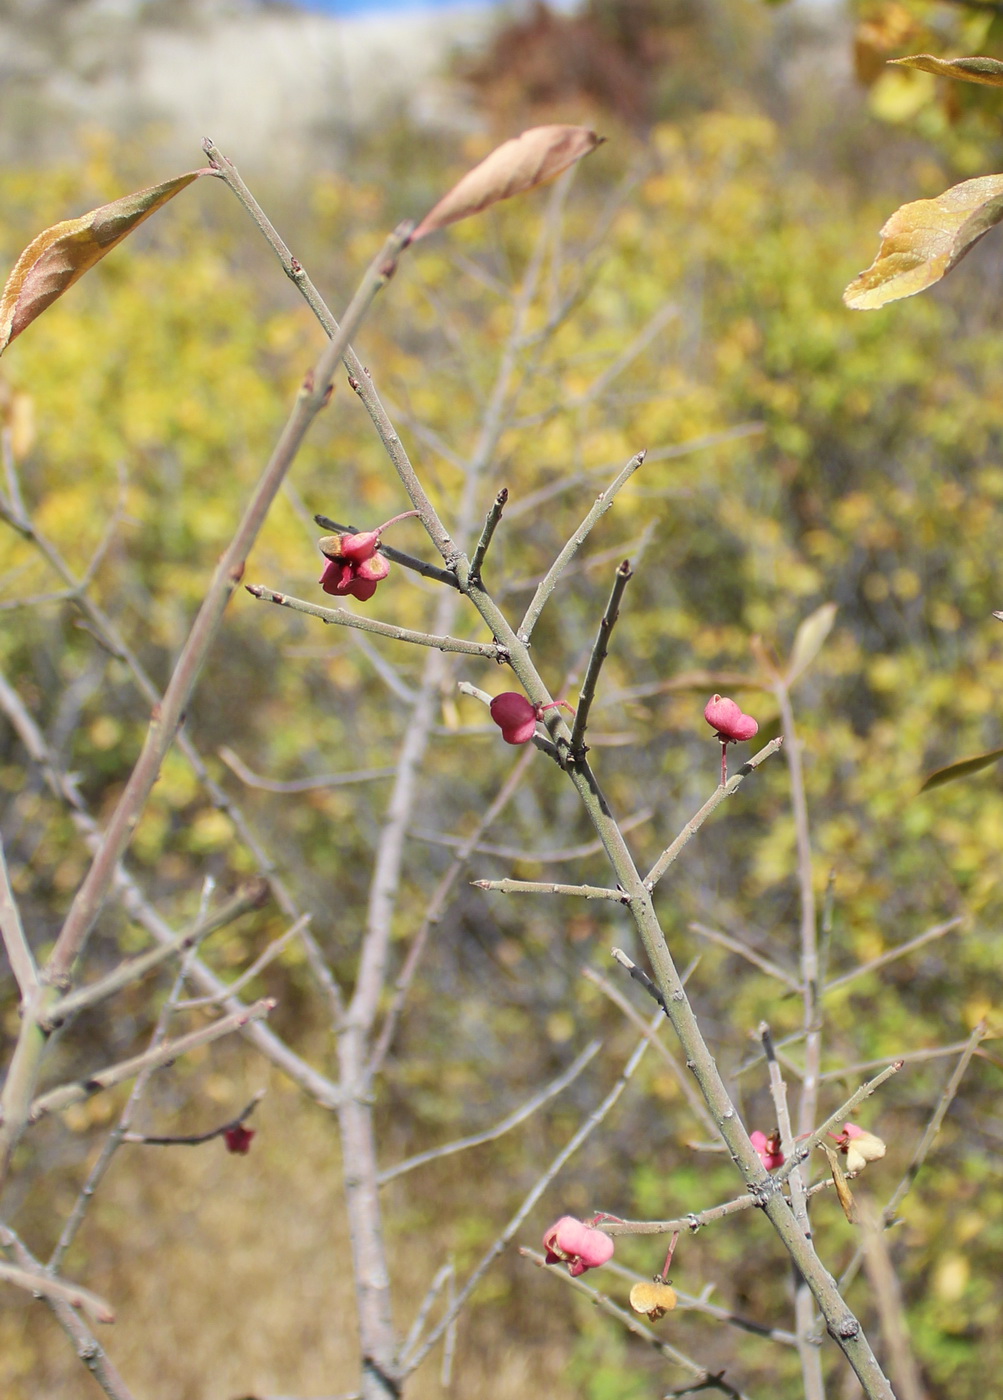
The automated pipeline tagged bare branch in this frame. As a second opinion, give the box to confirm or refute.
[518,451,645,641]
[28,1000,275,1123]
[0,833,38,1000]
[644,739,784,889]
[378,1039,600,1183]
[245,585,500,656]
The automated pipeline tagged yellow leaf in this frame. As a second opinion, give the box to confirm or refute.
[891,54,1003,88]
[410,126,603,242]
[844,174,1003,309]
[0,170,208,354]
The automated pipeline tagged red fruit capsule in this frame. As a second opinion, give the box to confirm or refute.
[489,692,538,745]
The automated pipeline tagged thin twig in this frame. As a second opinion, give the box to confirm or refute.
[774,1061,904,1186]
[48,963,193,1273]
[0,833,38,1000]
[123,1090,265,1146]
[836,1023,987,1298]
[0,665,343,1111]
[42,881,269,1030]
[218,746,396,793]
[245,585,499,656]
[518,451,645,641]
[689,923,800,993]
[175,917,308,1010]
[370,746,538,1074]
[822,918,963,996]
[378,1039,600,1184]
[473,878,627,902]
[644,739,784,889]
[582,965,718,1138]
[0,1258,114,1324]
[569,560,632,756]
[469,488,508,584]
[28,1000,275,1123]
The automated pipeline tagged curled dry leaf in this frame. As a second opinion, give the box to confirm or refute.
[891,54,1003,88]
[410,126,603,242]
[821,1142,858,1224]
[0,170,208,354]
[629,1280,677,1320]
[844,175,1003,309]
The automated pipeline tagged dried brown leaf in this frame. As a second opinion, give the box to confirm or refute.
[844,174,1003,309]
[411,126,603,242]
[891,54,1003,88]
[0,171,207,354]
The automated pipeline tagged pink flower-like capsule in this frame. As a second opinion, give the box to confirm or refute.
[489,692,576,745]
[490,692,538,745]
[543,1216,614,1277]
[320,552,390,602]
[750,1129,785,1171]
[831,1123,886,1175]
[317,510,418,603]
[704,694,759,744]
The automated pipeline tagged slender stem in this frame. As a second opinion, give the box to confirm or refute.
[245,585,498,655]
[0,483,345,1023]
[1,1226,136,1400]
[204,139,454,560]
[48,966,192,1273]
[689,922,801,992]
[46,221,413,991]
[42,881,268,1030]
[469,488,508,584]
[837,1024,986,1297]
[378,1039,600,1184]
[518,450,646,641]
[822,917,963,995]
[0,833,38,1000]
[569,560,632,755]
[29,999,274,1122]
[369,746,537,1075]
[471,878,627,901]
[124,1090,264,1146]
[762,1023,825,1400]
[644,739,784,889]
[582,965,718,1137]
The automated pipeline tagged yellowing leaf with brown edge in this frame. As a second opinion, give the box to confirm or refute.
[891,54,1003,88]
[0,170,209,354]
[410,126,603,242]
[844,174,1003,309]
